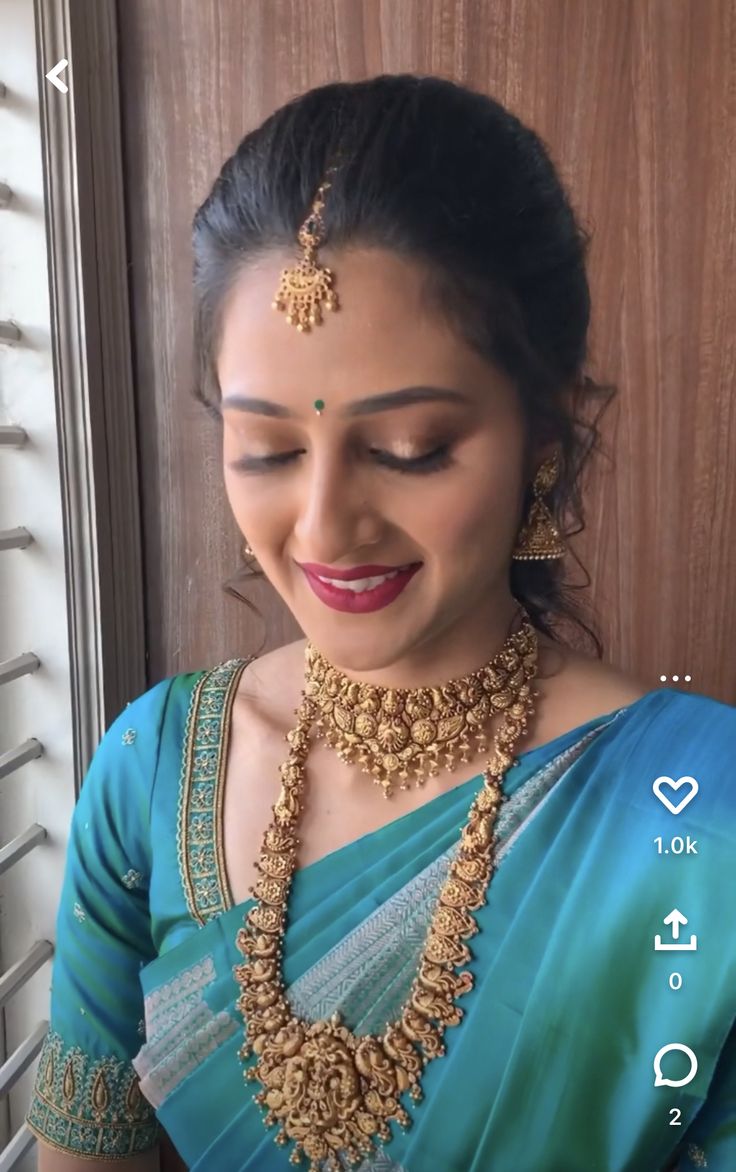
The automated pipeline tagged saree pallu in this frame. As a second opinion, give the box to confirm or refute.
[25,660,736,1170]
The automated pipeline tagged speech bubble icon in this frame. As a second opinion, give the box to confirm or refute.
[652,776,699,815]
[653,1043,698,1087]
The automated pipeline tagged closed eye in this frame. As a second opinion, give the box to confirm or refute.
[230,444,453,475]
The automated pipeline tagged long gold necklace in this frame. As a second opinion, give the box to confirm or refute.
[232,609,539,1170]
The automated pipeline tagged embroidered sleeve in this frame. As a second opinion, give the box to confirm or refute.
[25,678,175,1160]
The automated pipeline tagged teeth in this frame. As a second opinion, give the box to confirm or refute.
[317,568,406,592]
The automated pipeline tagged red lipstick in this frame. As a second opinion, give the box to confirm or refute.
[298,561,419,581]
[298,562,423,614]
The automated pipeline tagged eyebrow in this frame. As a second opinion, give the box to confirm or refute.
[219,385,471,418]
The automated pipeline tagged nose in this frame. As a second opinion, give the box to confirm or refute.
[292,447,382,560]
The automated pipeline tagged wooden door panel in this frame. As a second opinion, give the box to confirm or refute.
[117,0,736,701]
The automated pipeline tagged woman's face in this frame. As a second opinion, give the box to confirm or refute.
[217,246,539,683]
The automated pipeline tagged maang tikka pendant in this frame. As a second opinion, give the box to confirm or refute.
[272,179,339,333]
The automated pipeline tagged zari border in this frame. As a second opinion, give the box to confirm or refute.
[25,1029,160,1159]
[176,657,256,926]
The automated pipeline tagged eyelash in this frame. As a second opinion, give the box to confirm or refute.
[232,444,453,476]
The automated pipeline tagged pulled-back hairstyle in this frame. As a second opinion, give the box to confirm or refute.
[192,73,616,656]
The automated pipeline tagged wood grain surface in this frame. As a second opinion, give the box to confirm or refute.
[117,0,736,702]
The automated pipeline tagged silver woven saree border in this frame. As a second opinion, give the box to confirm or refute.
[286,718,621,1031]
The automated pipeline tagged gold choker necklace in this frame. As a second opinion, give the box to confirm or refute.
[233,608,539,1170]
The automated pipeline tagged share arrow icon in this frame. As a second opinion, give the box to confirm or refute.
[654,908,697,951]
[45,59,69,94]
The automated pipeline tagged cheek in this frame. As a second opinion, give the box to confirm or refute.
[417,449,525,553]
[222,467,292,546]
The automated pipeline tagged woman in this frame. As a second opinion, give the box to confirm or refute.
[26,74,735,1171]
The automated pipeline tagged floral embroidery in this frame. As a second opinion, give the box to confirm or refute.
[73,902,86,923]
[122,728,137,746]
[177,657,255,925]
[25,1028,160,1157]
[687,1144,708,1167]
[137,1019,145,1038]
[121,870,143,890]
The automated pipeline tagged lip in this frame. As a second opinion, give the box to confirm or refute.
[298,561,419,581]
[300,563,423,614]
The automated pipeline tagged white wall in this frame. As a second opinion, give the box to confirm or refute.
[0,1,76,1166]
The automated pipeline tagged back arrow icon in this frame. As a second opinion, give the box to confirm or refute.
[45,59,69,94]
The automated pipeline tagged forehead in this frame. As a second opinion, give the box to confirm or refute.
[216,247,497,401]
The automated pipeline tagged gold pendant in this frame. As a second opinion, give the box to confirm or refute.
[232,615,539,1169]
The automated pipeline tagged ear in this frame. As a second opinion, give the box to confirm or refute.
[527,378,578,474]
[528,440,559,476]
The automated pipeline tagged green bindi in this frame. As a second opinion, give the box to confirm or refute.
[314,399,325,414]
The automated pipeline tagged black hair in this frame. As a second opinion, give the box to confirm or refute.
[192,73,617,656]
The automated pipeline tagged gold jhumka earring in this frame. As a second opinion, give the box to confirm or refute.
[511,451,566,561]
[232,162,557,1172]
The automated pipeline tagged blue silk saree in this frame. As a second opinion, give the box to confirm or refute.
[25,658,736,1170]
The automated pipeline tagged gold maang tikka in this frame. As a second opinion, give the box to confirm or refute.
[272,163,340,350]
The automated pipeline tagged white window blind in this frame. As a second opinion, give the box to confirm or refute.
[1,0,145,1167]
[0,3,76,1169]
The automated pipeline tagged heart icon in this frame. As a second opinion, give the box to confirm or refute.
[652,775,699,815]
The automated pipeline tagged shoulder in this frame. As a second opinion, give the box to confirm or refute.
[537,650,736,838]
[87,667,219,797]
[83,661,255,827]
[539,639,735,740]
[115,659,250,738]
[110,671,188,735]
[522,638,650,750]
[546,642,735,724]
[584,677,736,822]
[539,641,651,708]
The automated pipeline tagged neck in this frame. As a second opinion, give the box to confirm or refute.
[305,590,529,690]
